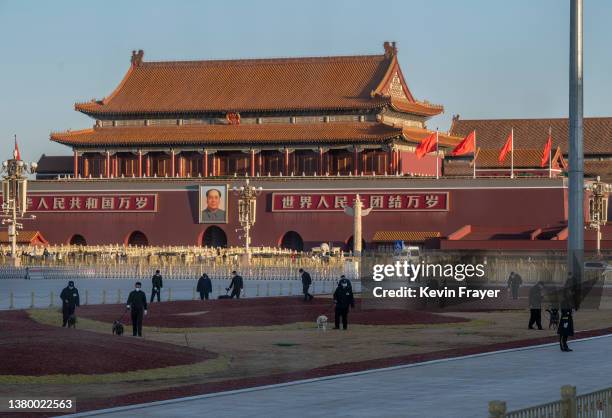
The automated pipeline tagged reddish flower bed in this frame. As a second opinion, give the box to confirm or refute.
[0,310,215,376]
[76,297,468,328]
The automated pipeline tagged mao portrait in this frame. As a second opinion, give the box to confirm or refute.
[199,185,227,223]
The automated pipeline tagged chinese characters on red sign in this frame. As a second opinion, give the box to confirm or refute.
[271,192,448,212]
[24,194,158,212]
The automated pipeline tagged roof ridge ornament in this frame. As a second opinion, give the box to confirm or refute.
[383,41,397,58]
[131,50,144,67]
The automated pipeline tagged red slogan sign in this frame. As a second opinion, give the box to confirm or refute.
[272,192,448,212]
[21,194,157,212]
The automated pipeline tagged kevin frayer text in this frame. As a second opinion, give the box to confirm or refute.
[372,286,501,300]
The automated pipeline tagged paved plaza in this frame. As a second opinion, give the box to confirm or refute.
[64,334,612,418]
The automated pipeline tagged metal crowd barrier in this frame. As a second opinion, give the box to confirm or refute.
[490,385,612,418]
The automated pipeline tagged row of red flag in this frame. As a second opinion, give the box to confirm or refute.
[416,129,553,168]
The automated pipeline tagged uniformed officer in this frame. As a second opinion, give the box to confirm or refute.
[197,273,213,300]
[558,284,575,352]
[528,282,544,330]
[333,276,355,330]
[59,281,80,327]
[227,271,243,299]
[507,271,523,300]
[299,268,313,301]
[126,282,148,337]
[150,270,163,303]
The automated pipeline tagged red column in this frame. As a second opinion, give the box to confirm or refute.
[105,152,110,178]
[212,155,216,176]
[258,151,263,175]
[83,155,89,178]
[114,155,119,177]
[250,149,256,177]
[318,148,323,175]
[284,149,289,175]
[203,151,209,177]
[73,150,79,178]
[146,154,151,177]
[353,148,359,176]
[171,150,176,177]
[138,151,143,177]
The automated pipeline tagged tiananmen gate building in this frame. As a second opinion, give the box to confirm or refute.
[20,43,611,251]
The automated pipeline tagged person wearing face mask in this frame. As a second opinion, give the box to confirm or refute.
[126,282,148,337]
[150,270,163,303]
[333,275,355,330]
[226,271,243,299]
[60,281,80,327]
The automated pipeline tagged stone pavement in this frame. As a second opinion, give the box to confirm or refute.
[63,334,612,418]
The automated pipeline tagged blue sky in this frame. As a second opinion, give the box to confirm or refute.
[0,0,610,163]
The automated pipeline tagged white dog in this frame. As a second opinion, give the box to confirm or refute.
[316,315,328,332]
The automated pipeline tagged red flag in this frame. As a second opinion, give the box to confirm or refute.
[451,131,475,156]
[415,132,437,159]
[498,130,513,162]
[540,133,552,167]
[13,135,21,160]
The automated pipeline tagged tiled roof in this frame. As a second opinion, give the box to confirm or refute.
[402,127,462,148]
[450,117,612,155]
[474,147,566,169]
[50,122,404,147]
[584,160,612,182]
[372,231,441,242]
[36,155,73,173]
[74,49,440,116]
[0,231,48,245]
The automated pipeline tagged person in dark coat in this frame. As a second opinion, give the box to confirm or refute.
[528,282,545,330]
[126,282,148,337]
[197,273,213,300]
[226,271,243,299]
[507,272,523,300]
[333,276,355,330]
[299,268,313,301]
[150,270,163,303]
[60,281,80,327]
[558,282,575,351]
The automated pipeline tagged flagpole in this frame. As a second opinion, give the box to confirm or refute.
[473,130,477,179]
[435,129,439,179]
[510,128,514,179]
[548,127,552,178]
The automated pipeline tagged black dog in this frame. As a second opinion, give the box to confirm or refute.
[546,308,559,330]
[112,321,124,336]
[67,314,77,328]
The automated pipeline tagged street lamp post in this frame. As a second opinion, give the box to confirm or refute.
[232,179,262,262]
[1,152,37,266]
[586,177,610,257]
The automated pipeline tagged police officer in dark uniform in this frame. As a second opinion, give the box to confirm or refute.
[60,281,80,327]
[558,284,575,352]
[333,276,355,330]
[528,282,544,330]
[126,282,148,337]
[150,270,163,303]
[197,273,213,300]
[227,271,243,299]
[299,268,313,301]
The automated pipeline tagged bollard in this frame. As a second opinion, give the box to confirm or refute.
[168,288,172,302]
[560,385,577,418]
[117,289,121,304]
[85,290,89,305]
[488,400,506,418]
[102,289,106,304]
[256,284,260,297]
[9,292,14,309]
[31,292,35,308]
[50,291,54,307]
[266,282,270,296]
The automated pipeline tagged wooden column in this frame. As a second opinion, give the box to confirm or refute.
[318,148,323,175]
[114,154,119,177]
[138,150,143,177]
[83,155,89,178]
[73,150,79,178]
[258,151,263,175]
[211,154,216,176]
[105,151,110,178]
[170,150,176,177]
[145,154,151,177]
[353,147,359,176]
[203,150,209,177]
[250,149,256,177]
[284,148,289,175]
